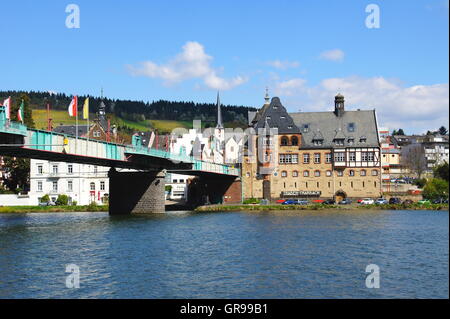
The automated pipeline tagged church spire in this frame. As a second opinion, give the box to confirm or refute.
[216,91,223,129]
[264,87,270,105]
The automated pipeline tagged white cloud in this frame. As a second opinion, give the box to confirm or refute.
[127,41,247,90]
[267,60,300,70]
[319,49,345,62]
[273,76,449,134]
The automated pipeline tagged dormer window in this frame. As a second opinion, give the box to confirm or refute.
[333,138,345,146]
[280,116,286,120]
[288,125,293,129]
[348,138,354,144]
[302,124,309,133]
[348,123,355,132]
[360,137,367,143]
[266,116,271,120]
[313,139,323,146]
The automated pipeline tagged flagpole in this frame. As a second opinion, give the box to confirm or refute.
[75,96,78,154]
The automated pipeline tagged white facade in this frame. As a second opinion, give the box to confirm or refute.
[165,173,190,200]
[28,159,110,205]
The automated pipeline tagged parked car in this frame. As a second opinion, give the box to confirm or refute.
[360,198,375,205]
[357,199,363,204]
[418,199,431,205]
[282,199,309,205]
[311,199,324,204]
[432,198,448,204]
[323,199,336,205]
[39,201,56,206]
[338,199,352,205]
[402,199,414,205]
[276,199,286,203]
[389,197,402,204]
[375,198,389,205]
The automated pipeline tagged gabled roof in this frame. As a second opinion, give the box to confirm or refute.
[251,97,300,134]
[290,109,379,148]
[53,125,89,136]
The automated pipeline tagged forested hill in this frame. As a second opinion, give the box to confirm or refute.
[0,90,256,127]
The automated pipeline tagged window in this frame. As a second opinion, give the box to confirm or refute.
[348,138,354,145]
[52,165,58,174]
[337,170,343,177]
[291,136,299,146]
[37,181,43,192]
[67,181,73,192]
[360,170,367,176]
[303,170,309,177]
[362,152,375,162]
[281,171,287,177]
[90,182,95,191]
[326,170,332,177]
[348,123,355,132]
[349,152,356,162]
[291,154,298,164]
[372,170,378,176]
[52,181,58,192]
[325,153,332,163]
[360,137,367,143]
[100,181,105,190]
[334,152,345,162]
[94,166,98,174]
[179,179,185,183]
[349,170,355,176]
[173,179,178,183]
[68,164,73,174]
[303,153,310,164]
[302,124,309,133]
[37,165,43,174]
[262,137,272,145]
[314,170,320,177]
[314,153,321,164]
[280,136,289,146]
[292,170,298,177]
[313,139,323,146]
[334,139,344,146]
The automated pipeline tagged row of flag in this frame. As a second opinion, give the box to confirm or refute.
[1,96,24,123]
[67,95,89,119]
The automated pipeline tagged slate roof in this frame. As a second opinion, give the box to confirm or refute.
[250,97,301,134]
[290,109,380,149]
[53,125,89,136]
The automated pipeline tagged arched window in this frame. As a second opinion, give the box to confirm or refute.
[281,170,288,178]
[360,170,367,176]
[292,170,298,177]
[326,170,332,177]
[314,170,320,177]
[280,136,289,146]
[303,170,309,177]
[291,136,299,146]
[90,182,95,191]
[349,170,355,176]
[372,169,378,176]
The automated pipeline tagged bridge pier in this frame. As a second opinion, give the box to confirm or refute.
[187,176,242,206]
[108,168,166,214]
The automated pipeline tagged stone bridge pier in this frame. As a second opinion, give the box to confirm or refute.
[187,176,242,207]
[108,168,166,215]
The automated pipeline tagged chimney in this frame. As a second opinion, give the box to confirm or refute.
[334,93,345,117]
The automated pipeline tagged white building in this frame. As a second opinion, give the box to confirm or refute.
[165,173,190,200]
[28,160,110,205]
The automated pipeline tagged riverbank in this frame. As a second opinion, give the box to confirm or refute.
[195,203,449,212]
[0,205,108,214]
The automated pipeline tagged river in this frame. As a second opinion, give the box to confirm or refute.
[0,209,448,298]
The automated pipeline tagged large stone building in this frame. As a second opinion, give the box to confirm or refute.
[242,94,382,201]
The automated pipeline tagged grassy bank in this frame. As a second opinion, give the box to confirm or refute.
[195,203,449,212]
[0,205,108,214]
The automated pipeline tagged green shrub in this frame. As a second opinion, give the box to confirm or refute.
[414,178,427,188]
[243,198,260,204]
[56,194,69,206]
[40,194,50,203]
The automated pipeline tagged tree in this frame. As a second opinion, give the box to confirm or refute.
[434,161,449,181]
[438,126,448,136]
[401,144,427,178]
[11,93,35,128]
[1,157,30,192]
[392,129,405,135]
[56,194,69,205]
[422,178,449,200]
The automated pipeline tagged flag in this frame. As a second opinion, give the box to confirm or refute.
[148,131,155,148]
[68,96,78,117]
[82,98,89,120]
[18,100,24,123]
[3,96,11,119]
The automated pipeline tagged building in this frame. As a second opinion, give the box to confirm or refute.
[27,99,118,205]
[242,93,382,201]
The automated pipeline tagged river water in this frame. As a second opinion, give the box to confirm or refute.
[0,210,448,298]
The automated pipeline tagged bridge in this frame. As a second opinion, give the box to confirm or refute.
[0,106,242,214]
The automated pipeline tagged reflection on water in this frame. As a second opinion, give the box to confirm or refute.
[0,210,448,298]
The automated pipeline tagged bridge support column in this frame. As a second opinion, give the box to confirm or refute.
[187,176,242,206]
[108,168,165,215]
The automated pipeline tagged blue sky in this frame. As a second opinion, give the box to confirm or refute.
[0,0,448,133]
